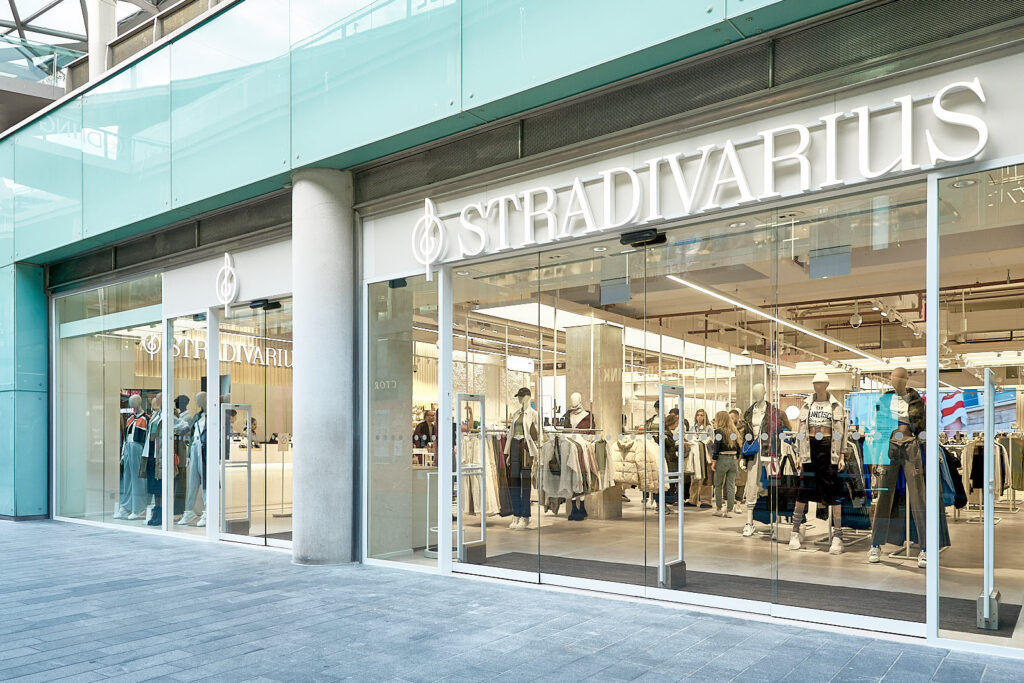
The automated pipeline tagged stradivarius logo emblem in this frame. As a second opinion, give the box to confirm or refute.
[216,252,239,318]
[411,198,445,281]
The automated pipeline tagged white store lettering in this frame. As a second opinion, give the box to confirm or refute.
[409,77,989,275]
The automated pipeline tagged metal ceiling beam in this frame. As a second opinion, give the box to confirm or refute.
[0,19,85,41]
[120,0,158,14]
[3,0,64,37]
[6,0,25,39]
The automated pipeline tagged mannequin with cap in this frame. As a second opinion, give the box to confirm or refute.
[504,387,540,530]
[790,372,848,555]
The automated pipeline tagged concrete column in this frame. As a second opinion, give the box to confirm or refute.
[86,0,117,82]
[291,168,356,564]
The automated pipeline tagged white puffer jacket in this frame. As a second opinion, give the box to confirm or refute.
[613,436,666,492]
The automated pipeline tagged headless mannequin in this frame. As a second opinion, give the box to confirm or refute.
[178,391,208,527]
[742,383,768,534]
[791,379,843,552]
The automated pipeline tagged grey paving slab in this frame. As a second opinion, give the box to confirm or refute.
[2,519,1024,682]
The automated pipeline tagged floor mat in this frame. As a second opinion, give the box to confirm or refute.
[479,552,1020,637]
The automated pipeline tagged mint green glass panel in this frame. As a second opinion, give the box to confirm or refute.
[726,0,859,37]
[13,389,48,517]
[14,264,47,392]
[170,0,290,208]
[0,265,12,392]
[0,391,13,516]
[461,0,725,108]
[290,0,461,164]
[0,142,12,267]
[13,100,83,260]
[83,48,171,237]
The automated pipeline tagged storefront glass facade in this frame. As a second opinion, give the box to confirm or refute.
[53,257,294,545]
[359,51,1024,651]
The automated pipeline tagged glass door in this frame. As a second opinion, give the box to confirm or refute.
[216,298,294,546]
[937,163,1024,648]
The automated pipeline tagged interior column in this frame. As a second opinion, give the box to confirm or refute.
[291,168,356,564]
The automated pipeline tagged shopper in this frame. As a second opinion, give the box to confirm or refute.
[710,411,740,518]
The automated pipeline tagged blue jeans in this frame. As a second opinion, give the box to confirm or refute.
[119,442,147,514]
[508,438,532,518]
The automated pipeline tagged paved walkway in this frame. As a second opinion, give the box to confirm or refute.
[0,521,1020,682]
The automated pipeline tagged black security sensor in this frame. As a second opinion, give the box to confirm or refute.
[619,228,666,248]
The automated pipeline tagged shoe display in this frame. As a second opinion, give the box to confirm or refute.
[177,511,198,526]
[197,512,207,528]
[868,546,881,563]
[830,537,844,555]
[917,551,927,569]
[742,523,755,537]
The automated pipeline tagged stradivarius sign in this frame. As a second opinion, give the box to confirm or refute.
[410,78,988,279]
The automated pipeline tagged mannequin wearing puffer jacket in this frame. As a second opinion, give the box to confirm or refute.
[790,373,848,555]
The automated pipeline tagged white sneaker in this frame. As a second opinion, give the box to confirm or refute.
[742,523,755,537]
[112,506,128,520]
[868,546,881,563]
[829,537,844,555]
[917,551,927,569]
[177,511,198,526]
[723,511,733,519]
[509,517,520,529]
[733,503,746,514]
[518,518,532,530]
[127,512,146,521]
[788,529,803,550]
[712,508,724,517]
[197,512,207,528]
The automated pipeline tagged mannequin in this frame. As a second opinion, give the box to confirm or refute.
[146,393,191,526]
[790,373,847,554]
[868,366,928,568]
[561,391,595,430]
[114,394,149,520]
[741,384,770,535]
[503,387,540,530]
[177,391,208,527]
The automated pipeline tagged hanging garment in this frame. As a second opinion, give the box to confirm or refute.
[941,445,969,509]
[493,435,513,517]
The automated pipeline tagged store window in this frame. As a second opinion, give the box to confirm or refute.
[56,274,164,525]
[938,164,1024,645]
[366,275,439,564]
[427,179,935,625]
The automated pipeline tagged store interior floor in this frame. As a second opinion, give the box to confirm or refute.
[438,488,1024,643]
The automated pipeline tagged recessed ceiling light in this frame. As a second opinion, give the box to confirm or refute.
[951,179,977,189]
[548,255,562,260]
[593,246,608,252]
[871,305,880,311]
[778,210,806,220]
[456,270,470,276]
[729,221,748,229]
[880,310,888,317]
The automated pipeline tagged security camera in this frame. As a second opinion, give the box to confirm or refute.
[850,312,863,328]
